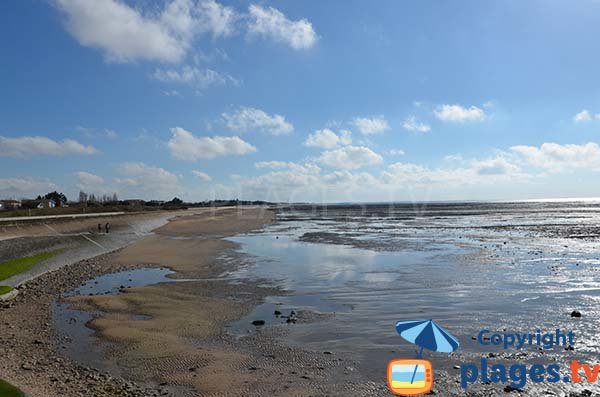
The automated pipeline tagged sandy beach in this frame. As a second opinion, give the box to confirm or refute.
[0,207,388,396]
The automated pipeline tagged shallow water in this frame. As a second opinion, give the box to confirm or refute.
[227,203,600,385]
[53,267,173,372]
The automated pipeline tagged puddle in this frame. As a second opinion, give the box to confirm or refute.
[53,267,173,372]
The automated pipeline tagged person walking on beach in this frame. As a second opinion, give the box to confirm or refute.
[98,223,102,233]
[105,222,110,234]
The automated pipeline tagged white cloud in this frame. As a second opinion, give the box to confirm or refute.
[255,161,292,169]
[247,4,317,50]
[222,107,293,136]
[104,129,118,139]
[382,155,524,186]
[54,0,238,63]
[470,157,521,176]
[434,104,485,122]
[153,66,238,88]
[191,170,212,181]
[387,149,405,156]
[167,127,256,160]
[510,142,600,172]
[184,0,237,38]
[304,129,352,149]
[0,177,59,199]
[116,162,182,199]
[230,153,526,202]
[402,116,431,133]
[319,146,383,170]
[352,116,390,135]
[573,110,592,123]
[75,171,105,187]
[74,171,118,196]
[0,135,98,157]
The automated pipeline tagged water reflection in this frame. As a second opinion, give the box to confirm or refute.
[227,206,600,382]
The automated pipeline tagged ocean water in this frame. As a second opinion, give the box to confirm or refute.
[226,202,600,383]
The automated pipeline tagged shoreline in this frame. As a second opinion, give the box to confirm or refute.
[0,206,387,396]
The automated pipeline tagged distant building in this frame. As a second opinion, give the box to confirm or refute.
[0,200,22,210]
[37,199,56,209]
[124,199,145,207]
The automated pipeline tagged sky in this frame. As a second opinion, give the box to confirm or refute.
[2,0,600,203]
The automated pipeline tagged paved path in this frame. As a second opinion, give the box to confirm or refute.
[0,211,126,223]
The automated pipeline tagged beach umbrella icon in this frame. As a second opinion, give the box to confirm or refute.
[394,320,459,387]
[395,319,460,357]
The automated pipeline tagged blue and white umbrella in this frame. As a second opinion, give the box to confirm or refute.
[395,319,459,357]
[395,319,460,385]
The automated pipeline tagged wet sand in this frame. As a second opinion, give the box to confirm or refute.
[0,207,390,396]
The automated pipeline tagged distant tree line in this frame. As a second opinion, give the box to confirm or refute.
[78,191,118,204]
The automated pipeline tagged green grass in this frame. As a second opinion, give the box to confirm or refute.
[0,251,57,282]
[0,379,24,397]
[0,285,14,295]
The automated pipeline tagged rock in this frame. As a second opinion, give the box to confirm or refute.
[323,351,333,355]
[252,320,265,326]
[274,310,282,316]
[504,385,520,392]
[571,310,582,318]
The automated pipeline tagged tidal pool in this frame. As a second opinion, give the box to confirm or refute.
[53,267,173,372]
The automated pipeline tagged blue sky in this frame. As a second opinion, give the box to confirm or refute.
[2,0,600,202]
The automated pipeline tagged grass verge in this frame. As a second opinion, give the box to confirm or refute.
[0,379,24,397]
[0,285,14,295]
[0,251,57,282]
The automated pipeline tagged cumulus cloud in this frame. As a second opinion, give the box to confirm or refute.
[54,0,238,63]
[231,153,526,202]
[434,104,485,122]
[470,157,521,176]
[167,127,256,160]
[352,116,390,135]
[247,4,317,50]
[0,177,59,199]
[75,171,105,187]
[116,162,182,199]
[153,66,238,88]
[191,170,212,181]
[402,116,431,133]
[510,142,600,172]
[0,135,98,157]
[222,107,293,136]
[573,110,592,123]
[304,129,351,149]
[318,146,383,170]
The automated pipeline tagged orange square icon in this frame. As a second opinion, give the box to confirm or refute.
[387,359,433,396]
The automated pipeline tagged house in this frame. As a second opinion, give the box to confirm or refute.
[37,199,56,209]
[0,200,22,210]
[124,199,145,207]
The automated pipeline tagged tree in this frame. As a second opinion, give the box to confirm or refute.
[169,197,183,205]
[43,191,67,204]
[78,191,88,203]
